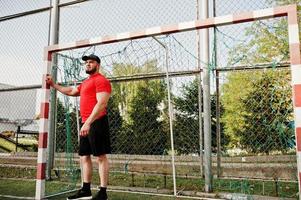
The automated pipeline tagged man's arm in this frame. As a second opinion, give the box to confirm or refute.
[46,75,79,96]
[80,92,111,136]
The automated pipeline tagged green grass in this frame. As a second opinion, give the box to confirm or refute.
[0,179,35,197]
[0,179,193,200]
[0,166,35,179]
[0,166,298,199]
[214,178,298,198]
[49,192,195,200]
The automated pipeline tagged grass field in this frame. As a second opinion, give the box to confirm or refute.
[0,179,200,200]
[0,153,298,199]
[0,166,298,199]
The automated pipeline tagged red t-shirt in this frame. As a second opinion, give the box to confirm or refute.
[77,73,111,122]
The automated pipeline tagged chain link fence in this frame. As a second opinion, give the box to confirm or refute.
[0,0,300,199]
[0,88,39,152]
[216,67,297,197]
[47,33,203,196]
[212,0,298,197]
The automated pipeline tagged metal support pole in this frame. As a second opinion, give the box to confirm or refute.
[46,0,60,180]
[213,0,221,178]
[200,0,213,192]
[153,36,177,196]
[74,80,83,186]
[216,70,221,177]
[16,126,20,152]
[196,0,204,179]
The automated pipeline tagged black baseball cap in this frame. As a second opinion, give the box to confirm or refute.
[82,54,100,64]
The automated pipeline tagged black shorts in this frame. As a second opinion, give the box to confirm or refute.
[79,115,111,156]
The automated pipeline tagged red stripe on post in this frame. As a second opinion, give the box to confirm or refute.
[289,44,301,65]
[38,132,48,148]
[47,52,52,61]
[40,103,49,119]
[43,48,52,61]
[233,12,254,24]
[294,84,301,107]
[36,163,46,180]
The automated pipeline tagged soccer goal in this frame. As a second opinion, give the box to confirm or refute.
[35,4,301,199]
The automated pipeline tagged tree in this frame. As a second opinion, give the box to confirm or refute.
[173,79,200,155]
[128,80,168,155]
[111,60,160,122]
[220,0,300,153]
[107,91,124,153]
[221,71,261,148]
[55,100,79,153]
[239,70,294,154]
[227,0,301,65]
[108,60,168,154]
[174,79,229,154]
[210,91,230,152]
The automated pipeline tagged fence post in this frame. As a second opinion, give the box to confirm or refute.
[47,0,60,181]
[200,0,213,193]
[16,125,20,152]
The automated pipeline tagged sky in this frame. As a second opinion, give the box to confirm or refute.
[0,0,271,87]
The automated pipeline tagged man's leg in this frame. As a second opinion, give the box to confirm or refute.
[97,154,109,187]
[67,155,93,199]
[81,155,93,183]
[91,116,111,200]
[92,154,109,200]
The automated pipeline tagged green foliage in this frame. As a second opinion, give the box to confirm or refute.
[267,0,301,6]
[173,79,200,155]
[108,61,168,155]
[221,69,294,153]
[221,0,300,153]
[211,91,231,152]
[110,63,141,122]
[55,100,79,153]
[221,71,261,148]
[239,70,294,153]
[174,78,229,154]
[227,1,301,65]
[111,60,160,122]
[107,89,124,154]
[229,20,289,65]
[128,80,168,155]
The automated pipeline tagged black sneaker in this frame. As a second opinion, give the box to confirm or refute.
[67,188,92,200]
[92,190,108,200]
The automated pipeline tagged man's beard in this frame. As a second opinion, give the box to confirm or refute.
[86,67,97,74]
